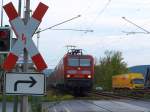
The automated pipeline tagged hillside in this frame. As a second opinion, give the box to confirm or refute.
[128,65,150,76]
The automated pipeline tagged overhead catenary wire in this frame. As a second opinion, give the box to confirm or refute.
[135,20,150,33]
[95,0,111,18]
[35,14,93,51]
[35,0,111,35]
[71,0,112,48]
[122,17,150,34]
[88,0,112,28]
[75,0,112,42]
[35,15,81,34]
[122,31,148,35]
[50,28,93,33]
[69,0,111,51]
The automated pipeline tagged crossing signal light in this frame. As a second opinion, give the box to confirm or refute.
[0,27,11,53]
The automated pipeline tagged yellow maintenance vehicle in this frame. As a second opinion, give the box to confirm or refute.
[112,73,144,90]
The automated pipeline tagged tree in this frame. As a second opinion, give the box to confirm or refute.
[94,50,128,90]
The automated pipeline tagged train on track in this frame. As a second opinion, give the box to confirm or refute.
[47,49,94,95]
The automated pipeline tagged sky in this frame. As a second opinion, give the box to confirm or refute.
[1,0,150,68]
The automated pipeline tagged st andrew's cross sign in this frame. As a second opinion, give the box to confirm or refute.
[2,2,48,72]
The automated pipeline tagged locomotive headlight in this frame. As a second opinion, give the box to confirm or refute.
[67,74,71,78]
[88,75,92,78]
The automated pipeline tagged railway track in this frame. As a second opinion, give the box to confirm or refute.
[88,90,147,100]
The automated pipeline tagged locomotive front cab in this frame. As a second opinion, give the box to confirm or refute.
[63,49,94,90]
[65,56,94,79]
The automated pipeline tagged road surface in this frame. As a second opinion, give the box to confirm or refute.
[0,102,31,112]
[42,100,150,112]
[1,100,150,112]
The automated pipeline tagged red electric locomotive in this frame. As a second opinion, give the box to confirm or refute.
[48,49,94,95]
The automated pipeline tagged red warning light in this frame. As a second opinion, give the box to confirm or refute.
[0,27,11,52]
[0,31,7,38]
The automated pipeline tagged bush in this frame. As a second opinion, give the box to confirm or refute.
[94,50,128,90]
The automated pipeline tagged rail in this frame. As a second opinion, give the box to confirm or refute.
[88,90,149,100]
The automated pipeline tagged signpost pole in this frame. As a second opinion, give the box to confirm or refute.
[13,96,18,112]
[2,72,6,112]
[20,0,30,112]
[1,55,6,112]
[13,1,22,112]
[2,89,6,112]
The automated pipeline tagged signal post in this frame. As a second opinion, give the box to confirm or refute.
[21,0,30,111]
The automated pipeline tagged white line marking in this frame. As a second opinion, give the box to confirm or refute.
[53,107,57,112]
[64,106,71,112]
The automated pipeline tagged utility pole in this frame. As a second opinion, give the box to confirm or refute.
[18,0,22,16]
[20,0,30,112]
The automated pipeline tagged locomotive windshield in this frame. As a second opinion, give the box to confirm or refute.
[68,58,79,66]
[68,58,91,67]
[80,59,91,66]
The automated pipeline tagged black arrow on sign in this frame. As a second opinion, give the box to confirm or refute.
[14,76,37,91]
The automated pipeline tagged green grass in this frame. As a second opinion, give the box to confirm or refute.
[0,95,14,101]
[41,90,74,102]
[0,90,74,112]
[0,89,74,102]
[143,94,150,99]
